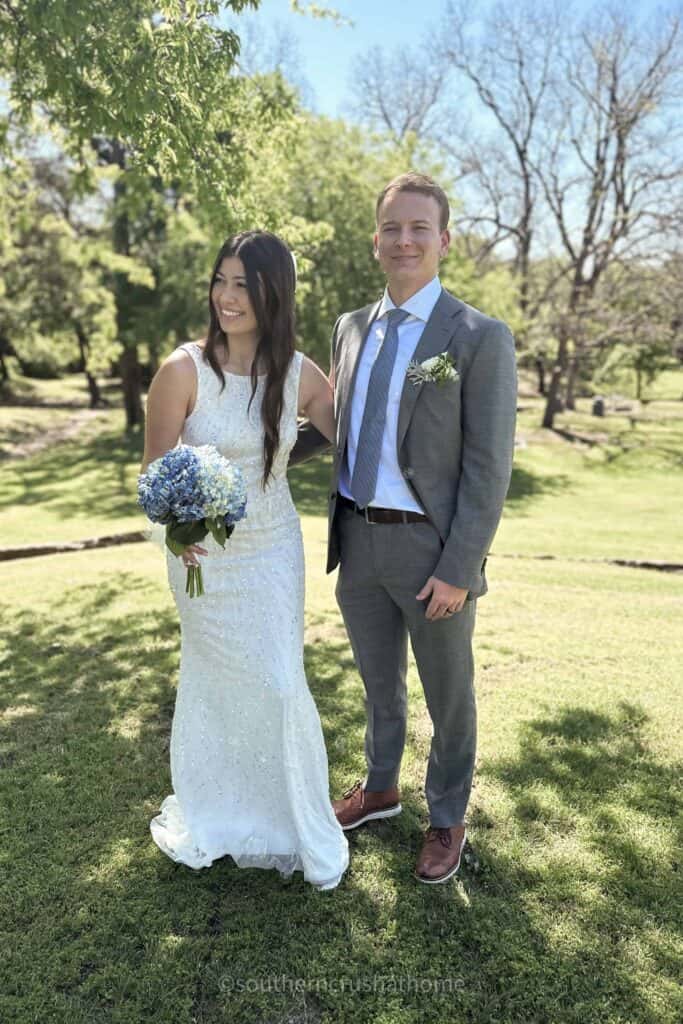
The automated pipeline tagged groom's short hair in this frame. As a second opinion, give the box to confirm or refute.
[376,173,450,231]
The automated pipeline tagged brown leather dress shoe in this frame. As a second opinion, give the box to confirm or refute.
[414,825,467,884]
[332,779,401,831]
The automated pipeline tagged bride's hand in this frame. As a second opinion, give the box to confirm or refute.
[181,544,208,568]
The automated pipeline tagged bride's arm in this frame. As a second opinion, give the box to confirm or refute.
[141,350,195,473]
[297,354,335,444]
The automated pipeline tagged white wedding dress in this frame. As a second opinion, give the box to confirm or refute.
[150,343,348,890]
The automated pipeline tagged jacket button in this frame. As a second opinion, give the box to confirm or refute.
[403,466,414,479]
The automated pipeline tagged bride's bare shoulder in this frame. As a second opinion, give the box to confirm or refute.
[162,341,203,370]
[151,344,202,396]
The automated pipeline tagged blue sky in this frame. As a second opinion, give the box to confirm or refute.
[226,0,467,116]
[224,0,644,118]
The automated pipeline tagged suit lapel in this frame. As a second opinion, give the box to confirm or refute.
[337,300,381,448]
[396,290,464,451]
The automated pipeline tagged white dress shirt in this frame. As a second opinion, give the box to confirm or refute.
[339,276,442,511]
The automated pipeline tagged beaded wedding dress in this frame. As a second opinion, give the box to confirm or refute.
[149,342,348,890]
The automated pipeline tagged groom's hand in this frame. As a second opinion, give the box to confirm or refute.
[416,576,469,620]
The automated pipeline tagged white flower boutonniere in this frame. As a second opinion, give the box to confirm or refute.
[406,353,459,387]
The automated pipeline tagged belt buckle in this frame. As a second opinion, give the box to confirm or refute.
[358,504,380,525]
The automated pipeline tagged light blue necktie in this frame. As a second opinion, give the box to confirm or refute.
[350,307,410,508]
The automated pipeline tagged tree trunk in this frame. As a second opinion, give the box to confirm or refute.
[0,332,11,384]
[542,326,569,428]
[542,365,564,428]
[75,323,103,408]
[565,355,578,410]
[86,372,102,408]
[635,367,642,401]
[535,356,546,395]
[109,140,144,432]
[120,345,144,429]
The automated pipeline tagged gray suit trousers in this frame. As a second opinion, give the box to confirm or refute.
[335,506,477,828]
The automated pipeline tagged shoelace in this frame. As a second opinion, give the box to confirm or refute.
[342,780,364,800]
[424,827,453,849]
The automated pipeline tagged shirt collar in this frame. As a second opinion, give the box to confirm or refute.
[377,276,442,324]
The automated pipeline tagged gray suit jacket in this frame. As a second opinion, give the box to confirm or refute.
[326,288,517,597]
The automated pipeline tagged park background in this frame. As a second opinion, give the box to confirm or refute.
[0,2,681,1023]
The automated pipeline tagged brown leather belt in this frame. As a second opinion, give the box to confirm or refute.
[337,494,429,524]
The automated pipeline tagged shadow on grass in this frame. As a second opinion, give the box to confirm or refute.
[601,441,683,470]
[2,580,680,1023]
[465,702,683,1018]
[0,424,144,521]
[290,456,575,520]
[2,423,325,529]
[504,463,571,512]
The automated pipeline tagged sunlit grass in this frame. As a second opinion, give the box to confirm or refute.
[1,371,681,1023]
[1,531,681,1024]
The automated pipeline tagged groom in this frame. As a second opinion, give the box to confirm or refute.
[299,173,516,883]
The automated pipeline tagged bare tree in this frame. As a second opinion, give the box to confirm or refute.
[345,2,683,420]
[347,2,560,392]
[534,8,683,425]
[439,0,560,329]
[236,17,314,107]
[347,45,450,145]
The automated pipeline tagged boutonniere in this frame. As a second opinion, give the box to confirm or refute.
[406,353,459,387]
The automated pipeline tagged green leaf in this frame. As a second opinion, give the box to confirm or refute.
[166,519,208,548]
[207,516,227,548]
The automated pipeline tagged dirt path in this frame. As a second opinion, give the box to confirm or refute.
[0,533,680,572]
[1,408,106,460]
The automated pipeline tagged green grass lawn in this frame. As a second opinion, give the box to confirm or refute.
[1,375,682,1023]
[1,387,682,560]
[0,406,81,457]
[0,410,145,545]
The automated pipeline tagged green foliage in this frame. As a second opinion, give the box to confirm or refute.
[231,111,524,365]
[590,261,683,397]
[1,0,675,410]
[0,151,125,377]
[290,0,352,25]
[0,1,267,213]
[276,117,392,363]
[440,252,523,335]
[236,114,489,365]
[103,181,212,365]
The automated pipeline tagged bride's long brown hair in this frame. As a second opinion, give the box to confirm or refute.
[203,231,296,488]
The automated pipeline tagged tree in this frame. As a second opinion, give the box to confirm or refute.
[0,1,302,427]
[240,113,518,369]
[0,143,152,403]
[580,259,683,401]
[439,1,558,329]
[347,47,449,148]
[0,1,260,208]
[348,3,683,424]
[533,9,683,426]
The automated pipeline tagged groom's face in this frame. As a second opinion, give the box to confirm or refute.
[374,190,450,298]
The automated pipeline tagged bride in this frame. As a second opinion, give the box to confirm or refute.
[141,230,349,890]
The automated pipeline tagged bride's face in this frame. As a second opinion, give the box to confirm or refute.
[211,257,259,342]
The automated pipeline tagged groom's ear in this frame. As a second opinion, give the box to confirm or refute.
[372,231,380,260]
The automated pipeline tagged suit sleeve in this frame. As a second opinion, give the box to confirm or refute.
[433,323,517,590]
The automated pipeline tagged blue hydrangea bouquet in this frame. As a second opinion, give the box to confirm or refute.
[138,445,247,597]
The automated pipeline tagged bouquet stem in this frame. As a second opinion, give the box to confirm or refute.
[185,564,204,598]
